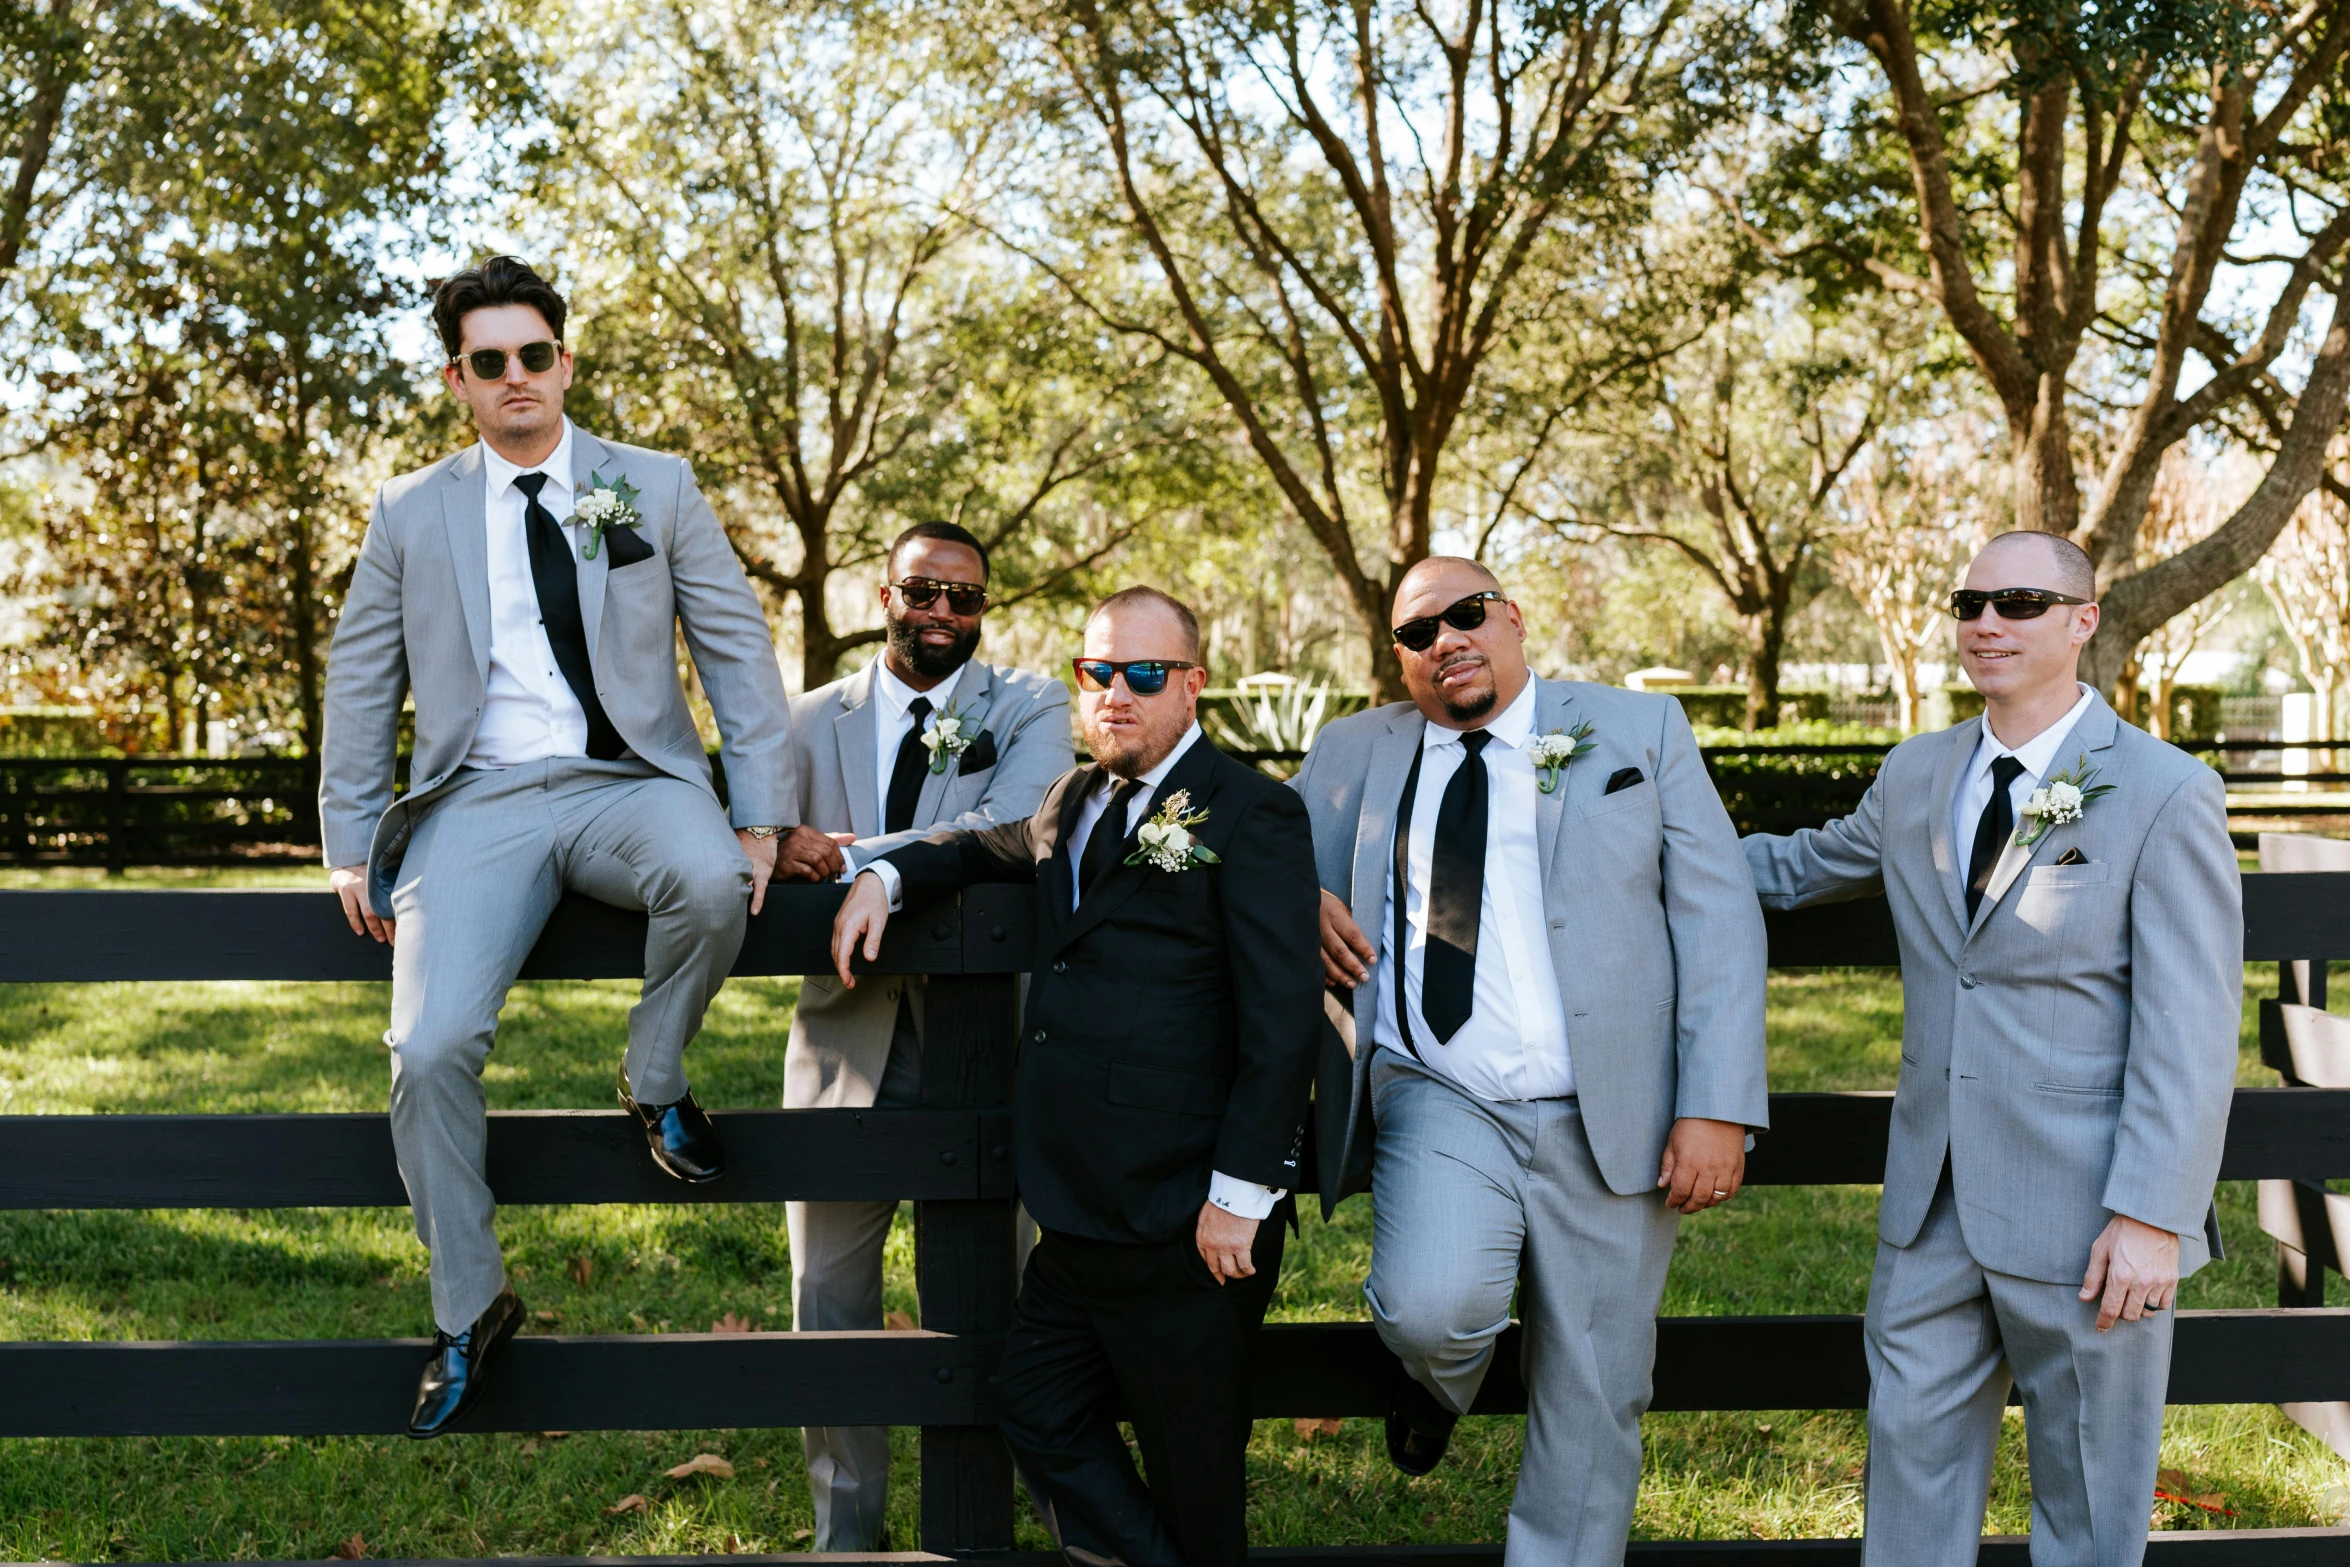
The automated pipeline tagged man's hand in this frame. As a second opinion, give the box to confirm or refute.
[735,829,780,916]
[1196,1201,1261,1285]
[830,869,893,987]
[330,865,394,945]
[1320,888,1373,989]
[1657,1117,1745,1214]
[771,825,850,884]
[2080,1215,2180,1330]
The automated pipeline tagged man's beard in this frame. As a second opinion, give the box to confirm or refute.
[887,614,981,681]
[1433,658,1498,724]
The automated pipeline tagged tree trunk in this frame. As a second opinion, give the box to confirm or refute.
[1744,614,1785,730]
[2149,670,2175,742]
[1890,649,1922,734]
[2111,655,2142,734]
[0,0,75,278]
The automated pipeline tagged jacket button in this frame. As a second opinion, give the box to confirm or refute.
[1052,961,1067,974]
[1033,1030,1047,1044]
[1959,972,1978,989]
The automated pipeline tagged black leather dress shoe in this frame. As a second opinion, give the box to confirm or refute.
[408,1287,522,1440]
[1385,1363,1459,1477]
[619,1073,726,1184]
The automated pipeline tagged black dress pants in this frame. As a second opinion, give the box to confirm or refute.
[995,1213,1286,1566]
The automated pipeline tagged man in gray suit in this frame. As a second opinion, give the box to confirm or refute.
[320,256,798,1438]
[1299,556,1768,1565]
[771,520,1070,1549]
[1743,531,2240,1566]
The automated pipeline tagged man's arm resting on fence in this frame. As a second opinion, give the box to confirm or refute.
[1741,769,1890,909]
[831,812,1043,985]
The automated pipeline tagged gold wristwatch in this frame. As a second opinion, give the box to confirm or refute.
[742,826,783,840]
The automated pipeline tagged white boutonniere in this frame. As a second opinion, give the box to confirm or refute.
[1524,720,1596,795]
[573,474,642,561]
[1125,788,1220,874]
[2013,754,2115,848]
[919,701,977,775]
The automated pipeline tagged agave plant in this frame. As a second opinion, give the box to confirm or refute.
[1205,676,1334,768]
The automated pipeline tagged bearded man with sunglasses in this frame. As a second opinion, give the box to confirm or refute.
[1297,556,1768,1565]
[772,520,1070,1550]
[320,255,799,1438]
[1743,531,2239,1567]
[829,586,1321,1567]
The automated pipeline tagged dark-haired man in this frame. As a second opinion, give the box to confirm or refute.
[775,521,1070,1549]
[320,255,799,1438]
[830,586,1322,1567]
[1744,531,2239,1566]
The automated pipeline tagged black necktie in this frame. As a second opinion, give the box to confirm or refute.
[885,696,933,834]
[1422,731,1491,1043]
[513,472,624,761]
[1965,754,2027,924]
[1079,777,1146,899]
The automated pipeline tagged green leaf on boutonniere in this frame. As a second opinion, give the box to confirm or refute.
[575,474,643,561]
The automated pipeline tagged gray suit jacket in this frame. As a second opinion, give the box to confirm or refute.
[1292,677,1770,1213]
[320,430,796,914]
[1743,693,2240,1285]
[783,657,1071,1110]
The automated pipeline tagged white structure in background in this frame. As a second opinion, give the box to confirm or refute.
[1622,667,1694,692]
[2284,693,2317,792]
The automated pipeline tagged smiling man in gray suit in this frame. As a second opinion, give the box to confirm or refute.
[770,520,1069,1550]
[1300,556,1768,1566]
[1743,531,2240,1567]
[320,256,798,1438]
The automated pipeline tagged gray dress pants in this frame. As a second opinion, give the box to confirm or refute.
[386,758,750,1333]
[1364,1048,1680,1567]
[785,998,922,1551]
[1860,1172,2174,1567]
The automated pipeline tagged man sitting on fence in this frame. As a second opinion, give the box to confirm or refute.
[318,255,799,1439]
[1742,530,2240,1567]
[830,586,1323,1567]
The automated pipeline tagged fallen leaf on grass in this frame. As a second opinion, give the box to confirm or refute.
[329,1534,368,1560]
[603,1495,649,1516]
[665,1453,735,1480]
[723,1534,745,1554]
[568,1255,594,1286]
[790,1529,812,1544]
[710,1312,754,1334]
[533,1310,559,1325]
[752,1456,771,1469]
[541,1430,572,1440]
[1291,1417,1342,1439]
[1421,1511,1437,1526]
[884,1309,917,1331]
[521,1439,540,1457]
[2158,1468,2187,1489]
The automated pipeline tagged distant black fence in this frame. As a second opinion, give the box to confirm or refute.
[0,879,2347,1562]
[2,741,2346,868]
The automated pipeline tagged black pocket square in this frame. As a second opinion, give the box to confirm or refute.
[602,524,656,568]
[959,729,998,775]
[1604,766,1646,795]
[2054,847,2087,865]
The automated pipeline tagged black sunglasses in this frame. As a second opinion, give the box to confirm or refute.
[1071,658,1196,697]
[893,577,989,615]
[1949,587,2092,622]
[452,341,562,380]
[1392,590,1508,652]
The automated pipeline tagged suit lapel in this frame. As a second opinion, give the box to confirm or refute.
[834,662,881,840]
[1349,710,1424,939]
[1929,718,1980,938]
[1045,760,1100,940]
[439,445,492,684]
[1533,678,1573,875]
[1056,737,1220,955]
[1971,695,2120,930]
[571,429,614,661]
[915,664,991,826]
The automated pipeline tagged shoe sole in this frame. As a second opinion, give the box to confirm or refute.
[406,1305,524,1440]
[649,1149,725,1185]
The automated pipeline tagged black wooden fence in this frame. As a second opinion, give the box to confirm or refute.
[2,880,2349,1562]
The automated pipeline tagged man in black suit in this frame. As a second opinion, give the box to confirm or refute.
[831,585,1322,1566]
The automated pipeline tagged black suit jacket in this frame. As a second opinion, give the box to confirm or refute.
[880,735,1323,1245]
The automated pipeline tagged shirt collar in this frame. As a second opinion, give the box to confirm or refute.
[1421,673,1539,752]
[481,417,576,503]
[873,656,965,724]
[1972,682,2095,785]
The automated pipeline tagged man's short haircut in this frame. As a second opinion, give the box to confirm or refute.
[1394,553,1501,611]
[432,256,569,359]
[1977,529,2096,600]
[1089,585,1202,661]
[889,521,990,581]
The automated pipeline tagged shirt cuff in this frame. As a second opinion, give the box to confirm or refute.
[859,860,903,912]
[1207,1172,1285,1221]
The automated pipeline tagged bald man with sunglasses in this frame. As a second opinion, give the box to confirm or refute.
[1743,532,2239,1566]
[1296,557,1768,1565]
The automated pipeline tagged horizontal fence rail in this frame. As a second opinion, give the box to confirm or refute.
[2,876,2347,1560]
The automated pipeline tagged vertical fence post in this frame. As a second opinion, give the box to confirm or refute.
[104,761,128,878]
[914,890,1020,1549]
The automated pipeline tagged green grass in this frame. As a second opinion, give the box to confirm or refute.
[0,869,2346,1556]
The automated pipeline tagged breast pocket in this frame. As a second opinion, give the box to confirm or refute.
[1581,776,1658,820]
[2023,863,2112,890]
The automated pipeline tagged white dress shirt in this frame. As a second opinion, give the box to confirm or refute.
[860,721,1278,1220]
[1950,683,2096,865]
[870,657,967,830]
[466,419,591,768]
[1373,677,1576,1103]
